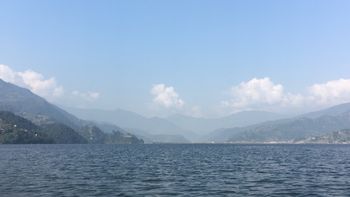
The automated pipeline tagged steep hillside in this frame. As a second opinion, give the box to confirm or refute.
[0,79,143,144]
[0,111,52,144]
[41,123,87,144]
[0,79,81,129]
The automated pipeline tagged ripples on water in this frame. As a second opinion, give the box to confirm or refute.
[0,144,349,196]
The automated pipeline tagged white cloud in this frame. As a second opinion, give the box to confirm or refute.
[223,78,286,110]
[18,70,64,98]
[0,64,100,103]
[72,90,100,102]
[308,79,350,106]
[223,77,350,113]
[0,64,18,82]
[151,84,184,108]
[0,64,64,100]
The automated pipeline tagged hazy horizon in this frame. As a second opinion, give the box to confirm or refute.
[1,0,350,118]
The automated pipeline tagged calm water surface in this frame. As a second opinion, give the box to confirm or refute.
[0,144,349,196]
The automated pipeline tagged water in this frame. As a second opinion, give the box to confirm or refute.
[0,144,349,196]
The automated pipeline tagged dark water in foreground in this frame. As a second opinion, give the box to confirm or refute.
[0,144,349,196]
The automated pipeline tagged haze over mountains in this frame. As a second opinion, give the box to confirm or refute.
[65,107,285,142]
[64,107,194,143]
[67,102,350,144]
[167,111,285,134]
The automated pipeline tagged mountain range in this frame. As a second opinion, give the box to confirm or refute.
[0,79,143,144]
[64,107,195,143]
[65,107,285,142]
[2,78,350,144]
[67,102,350,143]
[210,103,350,143]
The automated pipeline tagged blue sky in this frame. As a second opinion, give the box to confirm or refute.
[1,0,350,117]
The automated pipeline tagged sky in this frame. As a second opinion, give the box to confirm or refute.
[1,0,350,117]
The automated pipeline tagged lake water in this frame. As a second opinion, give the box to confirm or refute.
[0,144,349,196]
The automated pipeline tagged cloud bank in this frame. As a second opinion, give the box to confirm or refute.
[308,79,350,105]
[223,78,285,109]
[151,84,184,108]
[223,77,350,112]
